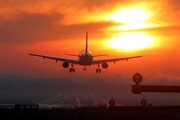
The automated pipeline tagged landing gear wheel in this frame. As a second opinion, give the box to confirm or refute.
[96,69,101,73]
[70,68,75,73]
[99,69,101,73]
[69,63,75,73]
[96,64,101,73]
[96,69,98,73]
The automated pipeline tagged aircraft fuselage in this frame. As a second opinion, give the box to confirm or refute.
[79,50,93,65]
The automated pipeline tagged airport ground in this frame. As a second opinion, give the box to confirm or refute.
[1,75,180,119]
[0,105,179,120]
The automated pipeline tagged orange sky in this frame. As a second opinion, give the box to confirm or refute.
[0,0,180,81]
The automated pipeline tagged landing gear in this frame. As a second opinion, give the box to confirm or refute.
[96,64,101,73]
[70,68,75,73]
[96,69,101,73]
[70,63,75,73]
[83,66,86,71]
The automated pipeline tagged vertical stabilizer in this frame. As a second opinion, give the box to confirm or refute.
[85,31,88,53]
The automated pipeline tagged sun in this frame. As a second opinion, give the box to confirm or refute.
[108,32,154,51]
[105,5,155,50]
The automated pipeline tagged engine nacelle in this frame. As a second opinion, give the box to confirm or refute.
[101,62,108,69]
[62,61,69,68]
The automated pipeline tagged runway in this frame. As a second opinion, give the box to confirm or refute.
[38,93,122,108]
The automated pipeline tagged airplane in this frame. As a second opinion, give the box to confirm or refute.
[29,31,143,73]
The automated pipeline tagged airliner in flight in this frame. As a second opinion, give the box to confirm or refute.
[29,32,143,73]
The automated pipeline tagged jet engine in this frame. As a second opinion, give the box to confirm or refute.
[62,61,69,68]
[101,62,108,69]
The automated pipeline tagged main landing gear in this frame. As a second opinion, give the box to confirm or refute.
[96,64,101,73]
[83,66,86,71]
[70,63,75,73]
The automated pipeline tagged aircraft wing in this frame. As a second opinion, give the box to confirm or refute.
[92,55,144,64]
[28,53,79,64]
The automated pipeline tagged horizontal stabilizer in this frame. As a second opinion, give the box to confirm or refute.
[92,54,108,57]
[65,53,79,57]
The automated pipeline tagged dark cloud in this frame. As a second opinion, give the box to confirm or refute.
[0,12,116,44]
[0,12,63,44]
[81,0,126,9]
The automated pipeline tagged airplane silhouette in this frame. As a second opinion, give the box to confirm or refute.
[29,31,143,73]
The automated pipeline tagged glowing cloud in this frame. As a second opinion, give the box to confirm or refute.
[106,8,151,24]
[105,4,156,30]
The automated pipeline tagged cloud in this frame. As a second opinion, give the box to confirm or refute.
[0,12,63,43]
[0,12,116,44]
[0,0,180,44]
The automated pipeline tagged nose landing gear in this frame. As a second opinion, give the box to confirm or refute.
[83,66,86,71]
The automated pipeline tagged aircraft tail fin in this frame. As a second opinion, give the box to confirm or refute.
[85,31,88,54]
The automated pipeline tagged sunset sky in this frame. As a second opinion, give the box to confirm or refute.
[0,0,180,82]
